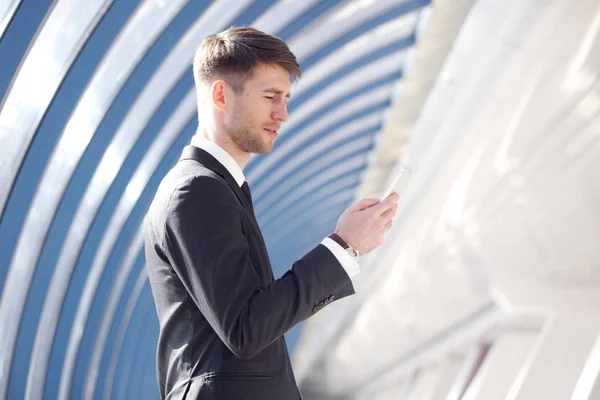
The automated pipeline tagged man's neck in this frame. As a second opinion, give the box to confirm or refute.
[198,128,250,171]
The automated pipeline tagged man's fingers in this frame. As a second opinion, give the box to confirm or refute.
[374,193,399,216]
[384,220,393,232]
[380,206,397,221]
[349,197,380,212]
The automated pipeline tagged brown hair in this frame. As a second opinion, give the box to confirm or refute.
[193,26,301,93]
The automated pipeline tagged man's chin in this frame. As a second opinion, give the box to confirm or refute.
[248,147,273,155]
[241,139,274,154]
[256,142,275,154]
[255,148,273,155]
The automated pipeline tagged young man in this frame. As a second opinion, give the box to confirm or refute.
[144,27,399,399]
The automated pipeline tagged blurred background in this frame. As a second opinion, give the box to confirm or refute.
[1,0,600,399]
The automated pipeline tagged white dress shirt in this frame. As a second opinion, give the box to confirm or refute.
[190,135,360,279]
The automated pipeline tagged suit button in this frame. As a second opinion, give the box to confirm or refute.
[328,295,336,301]
[313,305,321,312]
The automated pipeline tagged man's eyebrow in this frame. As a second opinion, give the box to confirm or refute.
[263,87,291,98]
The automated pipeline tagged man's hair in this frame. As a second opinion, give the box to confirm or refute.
[193,26,301,93]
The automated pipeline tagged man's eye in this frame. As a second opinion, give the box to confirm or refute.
[264,96,274,100]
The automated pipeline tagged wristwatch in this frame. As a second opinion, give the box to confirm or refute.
[328,233,360,262]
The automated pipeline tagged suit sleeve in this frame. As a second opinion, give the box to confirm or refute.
[163,175,355,360]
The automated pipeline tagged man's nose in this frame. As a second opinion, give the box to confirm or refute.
[272,102,288,122]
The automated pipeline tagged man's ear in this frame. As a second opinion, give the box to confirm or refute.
[211,80,227,111]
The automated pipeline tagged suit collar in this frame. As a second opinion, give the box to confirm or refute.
[179,146,254,214]
[189,135,245,187]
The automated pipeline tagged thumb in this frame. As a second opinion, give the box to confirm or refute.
[349,197,380,212]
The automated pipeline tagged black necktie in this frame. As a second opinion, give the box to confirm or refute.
[241,181,254,214]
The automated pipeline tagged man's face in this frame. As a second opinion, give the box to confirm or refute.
[224,63,291,154]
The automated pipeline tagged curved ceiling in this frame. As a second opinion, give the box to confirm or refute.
[0,1,431,399]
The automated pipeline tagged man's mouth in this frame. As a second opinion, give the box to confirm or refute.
[264,127,279,137]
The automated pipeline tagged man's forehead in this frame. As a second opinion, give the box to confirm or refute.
[247,64,292,92]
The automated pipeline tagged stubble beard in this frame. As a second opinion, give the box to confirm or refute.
[226,110,273,155]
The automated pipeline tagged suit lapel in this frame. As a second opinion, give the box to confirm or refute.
[179,146,275,281]
[178,145,256,220]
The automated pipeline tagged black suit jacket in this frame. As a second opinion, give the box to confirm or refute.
[144,146,355,399]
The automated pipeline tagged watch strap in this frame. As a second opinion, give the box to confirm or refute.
[328,233,349,249]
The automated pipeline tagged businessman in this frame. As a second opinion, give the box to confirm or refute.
[144,27,399,399]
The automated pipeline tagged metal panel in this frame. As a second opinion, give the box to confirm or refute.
[0,0,112,218]
[268,188,358,250]
[271,204,353,263]
[0,1,113,398]
[292,14,416,99]
[111,282,154,400]
[265,181,359,244]
[260,155,368,228]
[103,268,149,400]
[252,0,319,34]
[288,0,411,61]
[125,306,159,400]
[254,135,374,209]
[19,3,190,399]
[82,227,144,399]
[0,0,22,39]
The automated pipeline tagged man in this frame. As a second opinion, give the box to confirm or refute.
[144,27,399,399]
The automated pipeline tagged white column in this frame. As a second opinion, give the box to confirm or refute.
[366,378,408,400]
[462,331,538,400]
[406,365,443,400]
[428,353,468,400]
[507,311,600,400]
[445,345,488,400]
[582,369,600,400]
[571,330,600,400]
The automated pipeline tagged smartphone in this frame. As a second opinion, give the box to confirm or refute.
[381,165,412,199]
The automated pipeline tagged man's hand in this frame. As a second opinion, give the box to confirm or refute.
[334,193,400,255]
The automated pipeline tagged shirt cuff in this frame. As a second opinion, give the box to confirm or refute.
[321,237,360,279]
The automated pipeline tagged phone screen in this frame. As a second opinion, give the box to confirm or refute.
[381,165,412,198]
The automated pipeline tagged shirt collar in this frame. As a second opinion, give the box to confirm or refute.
[190,135,246,187]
